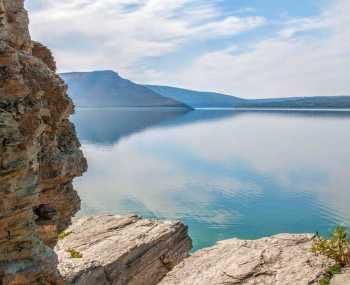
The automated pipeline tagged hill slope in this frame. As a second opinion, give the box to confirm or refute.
[60,71,190,108]
[145,85,244,108]
[146,85,350,109]
[237,96,350,108]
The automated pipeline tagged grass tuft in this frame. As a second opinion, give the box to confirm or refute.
[67,248,83,259]
[318,264,342,285]
[58,231,73,240]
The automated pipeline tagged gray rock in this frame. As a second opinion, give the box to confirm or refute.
[159,234,333,285]
[331,268,350,285]
[55,215,192,285]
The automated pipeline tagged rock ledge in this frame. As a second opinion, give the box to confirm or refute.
[55,215,192,285]
[160,233,333,285]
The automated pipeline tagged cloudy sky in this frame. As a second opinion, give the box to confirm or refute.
[25,0,349,98]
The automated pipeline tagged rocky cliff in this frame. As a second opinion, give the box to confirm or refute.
[0,0,87,284]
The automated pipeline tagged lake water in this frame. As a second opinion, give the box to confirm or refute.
[72,108,350,251]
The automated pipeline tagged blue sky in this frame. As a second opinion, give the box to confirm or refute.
[25,0,349,98]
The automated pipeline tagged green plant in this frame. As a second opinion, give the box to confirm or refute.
[67,248,83,258]
[312,227,350,284]
[312,226,350,266]
[58,231,72,240]
[318,264,342,285]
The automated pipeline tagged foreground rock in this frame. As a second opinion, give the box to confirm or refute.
[55,215,192,285]
[331,268,350,285]
[0,0,86,283]
[159,234,333,285]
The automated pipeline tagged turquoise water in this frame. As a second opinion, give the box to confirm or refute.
[72,108,350,251]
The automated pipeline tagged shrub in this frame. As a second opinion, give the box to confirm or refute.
[311,226,350,266]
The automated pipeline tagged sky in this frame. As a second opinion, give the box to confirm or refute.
[25,0,349,98]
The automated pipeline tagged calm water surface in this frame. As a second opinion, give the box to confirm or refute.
[72,108,350,251]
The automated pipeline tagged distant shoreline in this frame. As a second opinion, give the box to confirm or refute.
[196,107,350,112]
[75,106,350,112]
[75,106,191,111]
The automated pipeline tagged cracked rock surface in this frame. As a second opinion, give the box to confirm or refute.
[55,215,192,285]
[159,234,333,285]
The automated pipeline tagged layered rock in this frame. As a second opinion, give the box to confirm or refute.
[331,268,350,285]
[0,0,86,284]
[55,215,192,285]
[159,234,333,285]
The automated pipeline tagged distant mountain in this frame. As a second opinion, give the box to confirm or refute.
[61,71,350,109]
[236,96,350,109]
[145,85,244,108]
[60,71,191,109]
[145,85,350,109]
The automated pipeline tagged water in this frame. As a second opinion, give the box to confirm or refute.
[72,108,350,251]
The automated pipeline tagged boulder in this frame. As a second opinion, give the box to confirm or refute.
[55,215,192,285]
[159,234,333,285]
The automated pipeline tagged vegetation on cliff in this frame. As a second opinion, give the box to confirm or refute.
[312,227,350,284]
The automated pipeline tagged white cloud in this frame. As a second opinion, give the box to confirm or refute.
[26,0,265,76]
[191,16,266,38]
[154,0,350,98]
[26,0,349,98]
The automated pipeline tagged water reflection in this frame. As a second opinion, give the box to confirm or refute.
[72,109,350,251]
[72,108,190,145]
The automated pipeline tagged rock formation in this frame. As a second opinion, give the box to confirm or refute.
[55,215,192,285]
[159,234,334,285]
[0,0,87,284]
[330,268,350,285]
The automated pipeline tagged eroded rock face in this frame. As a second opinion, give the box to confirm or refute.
[55,215,192,285]
[159,234,333,285]
[0,0,87,284]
